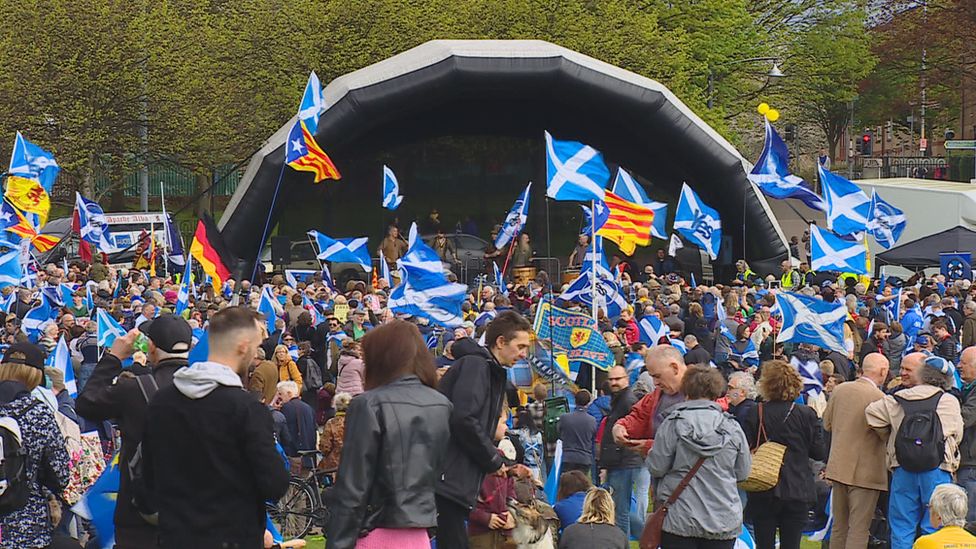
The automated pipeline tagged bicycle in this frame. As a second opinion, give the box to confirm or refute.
[267,450,336,540]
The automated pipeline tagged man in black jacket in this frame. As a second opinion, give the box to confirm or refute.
[143,306,289,549]
[598,365,644,539]
[75,313,192,549]
[436,311,531,549]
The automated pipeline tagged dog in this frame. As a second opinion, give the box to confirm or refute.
[507,499,556,549]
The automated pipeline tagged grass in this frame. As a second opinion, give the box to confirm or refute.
[302,534,821,548]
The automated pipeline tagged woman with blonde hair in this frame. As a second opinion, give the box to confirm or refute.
[743,360,826,549]
[557,487,627,548]
[273,344,303,389]
[0,343,71,549]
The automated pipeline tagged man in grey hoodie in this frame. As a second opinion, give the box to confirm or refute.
[143,306,290,549]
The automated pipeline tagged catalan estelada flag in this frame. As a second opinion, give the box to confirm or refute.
[189,213,234,287]
[6,206,59,252]
[285,120,340,182]
[597,191,655,256]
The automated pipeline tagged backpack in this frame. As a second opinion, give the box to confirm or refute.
[0,400,39,514]
[894,391,946,473]
[302,357,323,392]
[127,374,159,525]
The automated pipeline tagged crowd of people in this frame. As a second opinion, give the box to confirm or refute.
[4,228,976,549]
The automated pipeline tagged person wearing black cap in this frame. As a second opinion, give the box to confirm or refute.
[0,342,71,549]
[75,313,192,549]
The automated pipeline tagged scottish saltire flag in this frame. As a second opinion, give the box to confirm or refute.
[804,489,833,542]
[495,182,532,248]
[298,71,323,132]
[735,528,756,549]
[9,132,59,192]
[378,250,393,286]
[308,230,372,272]
[321,267,337,292]
[258,287,281,336]
[73,452,119,549]
[612,168,667,239]
[381,165,403,211]
[85,284,95,314]
[545,131,610,202]
[51,336,77,398]
[674,183,722,260]
[776,292,848,354]
[559,268,628,318]
[285,72,340,183]
[638,316,669,345]
[0,249,21,288]
[1,292,15,314]
[425,332,438,350]
[175,256,193,315]
[493,261,508,297]
[580,233,611,272]
[867,190,906,249]
[669,338,688,355]
[162,212,184,267]
[0,199,21,233]
[668,233,684,257]
[729,338,759,366]
[41,286,63,308]
[74,193,117,254]
[388,223,467,327]
[58,283,76,307]
[96,308,126,348]
[810,224,867,275]
[819,165,870,236]
[580,200,609,234]
[533,300,615,369]
[23,293,53,342]
[791,354,825,397]
[748,120,826,211]
[543,440,563,504]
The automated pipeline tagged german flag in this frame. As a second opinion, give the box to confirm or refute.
[597,191,655,256]
[189,213,235,287]
[286,120,341,183]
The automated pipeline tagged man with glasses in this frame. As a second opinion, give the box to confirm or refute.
[598,365,644,538]
[726,371,758,428]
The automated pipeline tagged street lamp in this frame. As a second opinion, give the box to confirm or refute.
[707,57,784,109]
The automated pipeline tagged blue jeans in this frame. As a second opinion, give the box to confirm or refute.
[630,467,651,538]
[957,466,976,523]
[606,467,641,538]
[889,467,952,549]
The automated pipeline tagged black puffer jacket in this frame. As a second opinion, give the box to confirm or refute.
[327,376,452,549]
[435,338,507,509]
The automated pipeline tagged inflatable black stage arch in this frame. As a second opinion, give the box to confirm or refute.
[219,39,790,279]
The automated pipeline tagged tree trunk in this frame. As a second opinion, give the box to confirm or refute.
[195,172,209,219]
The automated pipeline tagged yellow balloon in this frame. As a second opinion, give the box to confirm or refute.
[757,103,770,115]
[766,109,780,122]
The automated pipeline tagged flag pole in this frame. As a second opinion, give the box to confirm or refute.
[590,200,597,323]
[545,195,555,399]
[160,182,169,279]
[251,158,288,282]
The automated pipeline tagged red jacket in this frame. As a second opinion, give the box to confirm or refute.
[624,319,640,346]
[616,389,727,455]
[468,473,515,537]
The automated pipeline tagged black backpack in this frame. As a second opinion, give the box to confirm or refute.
[302,356,323,392]
[127,374,159,525]
[894,391,946,473]
[0,400,39,514]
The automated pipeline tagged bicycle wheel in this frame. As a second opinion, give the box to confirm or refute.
[268,477,316,540]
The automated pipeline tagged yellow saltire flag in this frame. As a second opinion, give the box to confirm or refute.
[5,176,51,226]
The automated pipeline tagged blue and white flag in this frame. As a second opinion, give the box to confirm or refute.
[308,230,372,272]
[9,131,60,192]
[74,453,120,549]
[776,292,848,354]
[810,224,867,275]
[175,255,193,315]
[533,300,615,370]
[638,315,669,345]
[23,294,53,342]
[0,249,22,288]
[493,261,508,297]
[96,308,126,348]
[669,338,688,355]
[495,182,532,248]
[258,287,282,336]
[674,183,722,260]
[50,336,77,398]
[85,284,95,314]
[0,199,21,233]
[378,250,393,286]
[804,489,833,542]
[388,223,468,327]
[162,211,184,267]
[735,528,756,549]
[74,193,117,254]
[579,200,609,234]
[544,131,609,202]
[748,120,826,211]
[819,165,870,236]
[867,190,906,249]
[298,71,324,133]
[1,292,15,314]
[321,267,337,292]
[611,169,667,239]
[543,439,563,505]
[381,165,403,211]
[58,283,76,307]
[559,268,628,319]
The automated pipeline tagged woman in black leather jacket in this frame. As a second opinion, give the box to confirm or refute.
[326,320,453,549]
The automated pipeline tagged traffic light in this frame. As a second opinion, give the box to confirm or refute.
[784,123,796,142]
[862,132,873,156]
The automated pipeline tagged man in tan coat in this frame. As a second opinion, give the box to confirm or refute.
[823,353,889,549]
[866,352,964,549]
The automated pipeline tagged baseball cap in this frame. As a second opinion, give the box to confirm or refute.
[916,334,931,346]
[138,313,192,353]
[2,342,46,370]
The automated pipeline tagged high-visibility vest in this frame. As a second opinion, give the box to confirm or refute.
[781,270,799,289]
